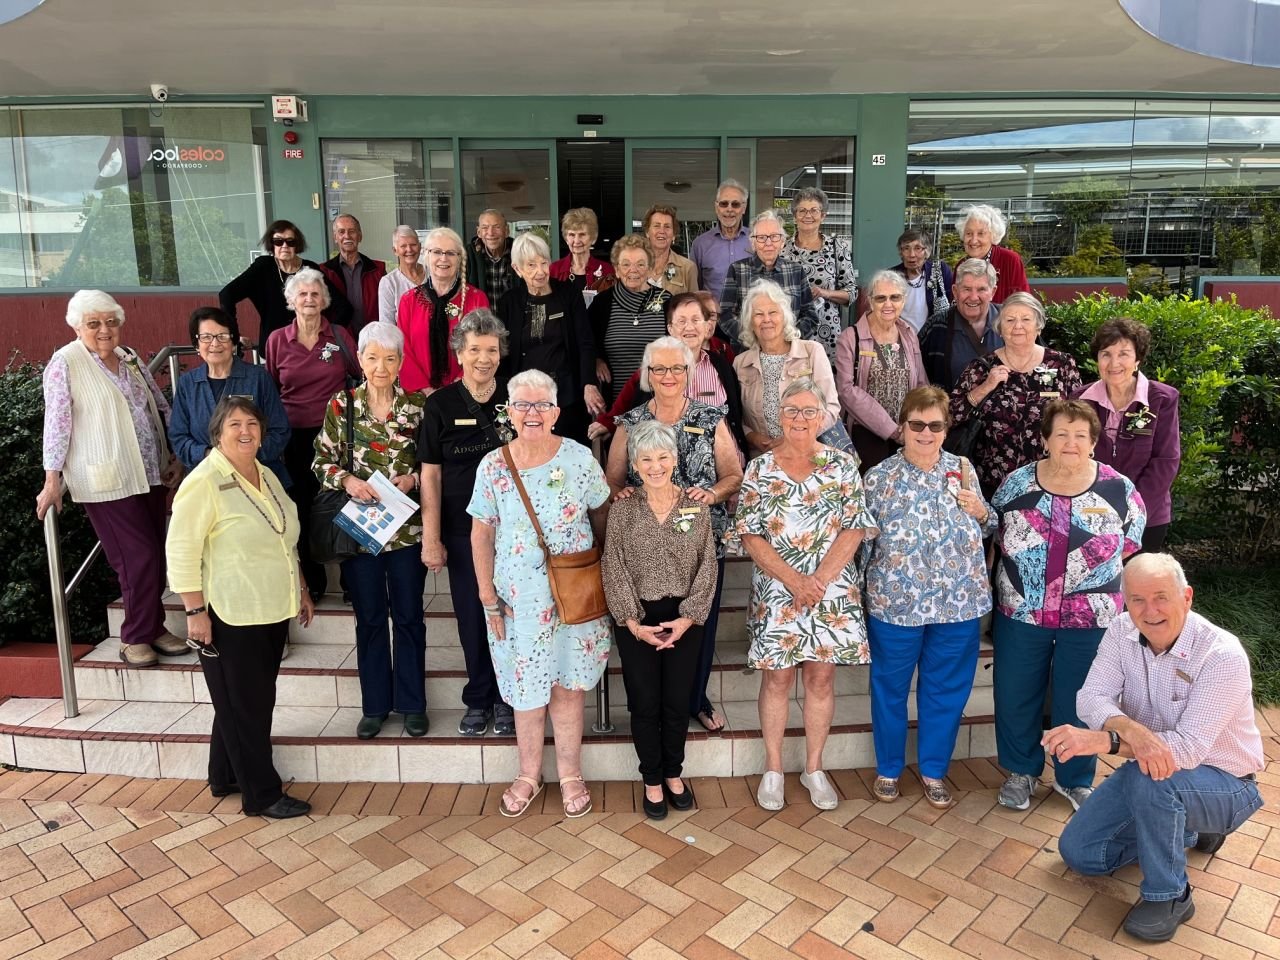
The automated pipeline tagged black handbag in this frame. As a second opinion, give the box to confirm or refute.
[944,354,993,459]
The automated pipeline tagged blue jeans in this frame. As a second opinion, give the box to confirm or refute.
[1059,760,1263,900]
[343,543,427,717]
[868,616,980,780]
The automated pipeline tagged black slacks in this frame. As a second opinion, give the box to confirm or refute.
[615,596,702,785]
[203,608,288,812]
[282,426,327,595]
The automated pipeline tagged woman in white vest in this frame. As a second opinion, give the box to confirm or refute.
[35,290,185,668]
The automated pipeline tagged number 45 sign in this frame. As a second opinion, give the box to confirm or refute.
[871,154,887,166]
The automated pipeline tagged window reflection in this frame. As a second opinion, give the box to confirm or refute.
[461,148,551,245]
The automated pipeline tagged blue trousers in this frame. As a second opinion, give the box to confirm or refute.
[1060,760,1263,900]
[445,532,502,711]
[993,613,1104,789]
[342,543,427,717]
[868,616,980,780]
[688,556,725,718]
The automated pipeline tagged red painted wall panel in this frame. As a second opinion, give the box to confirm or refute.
[1200,281,1280,314]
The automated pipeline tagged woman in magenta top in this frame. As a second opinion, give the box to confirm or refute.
[398,227,490,394]
[954,204,1029,305]
[549,207,614,297]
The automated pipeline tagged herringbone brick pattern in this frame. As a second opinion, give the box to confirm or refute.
[0,710,1277,959]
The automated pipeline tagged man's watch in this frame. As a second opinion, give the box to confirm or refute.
[1107,730,1121,755]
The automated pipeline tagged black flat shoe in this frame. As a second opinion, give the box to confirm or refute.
[403,713,429,738]
[1194,832,1226,855]
[642,792,668,821]
[246,795,311,819]
[664,781,695,811]
[356,714,387,740]
[209,783,240,798]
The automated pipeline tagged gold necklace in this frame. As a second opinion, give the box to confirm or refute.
[466,378,497,402]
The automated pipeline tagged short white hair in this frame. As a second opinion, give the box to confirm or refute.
[511,231,550,269]
[357,320,404,357]
[867,269,909,299]
[66,290,125,328]
[956,204,1008,245]
[283,268,331,310]
[627,419,679,465]
[1124,552,1189,593]
[739,279,800,349]
[716,178,749,202]
[994,292,1046,336]
[638,336,696,392]
[392,224,418,243]
[954,257,998,288]
[508,368,557,405]
[781,376,828,410]
[749,209,784,232]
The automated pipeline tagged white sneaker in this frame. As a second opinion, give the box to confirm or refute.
[757,771,785,811]
[1052,781,1094,812]
[800,770,839,810]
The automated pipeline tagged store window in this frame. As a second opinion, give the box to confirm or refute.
[1,104,270,288]
[755,137,855,243]
[460,148,552,244]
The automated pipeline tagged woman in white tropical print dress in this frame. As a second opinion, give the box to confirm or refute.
[734,378,877,813]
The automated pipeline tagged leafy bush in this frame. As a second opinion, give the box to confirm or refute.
[0,359,118,645]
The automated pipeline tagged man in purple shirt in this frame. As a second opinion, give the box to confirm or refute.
[690,179,752,303]
[1043,553,1265,943]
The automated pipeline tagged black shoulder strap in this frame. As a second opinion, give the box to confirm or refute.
[459,383,506,448]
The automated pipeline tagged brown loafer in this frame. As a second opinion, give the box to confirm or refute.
[151,632,188,657]
[120,643,158,667]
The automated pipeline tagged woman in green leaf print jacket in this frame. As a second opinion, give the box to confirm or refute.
[733,377,878,813]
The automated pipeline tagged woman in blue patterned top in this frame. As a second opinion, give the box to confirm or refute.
[990,398,1145,815]
[862,386,996,810]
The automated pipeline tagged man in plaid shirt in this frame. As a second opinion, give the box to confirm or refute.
[1043,553,1265,943]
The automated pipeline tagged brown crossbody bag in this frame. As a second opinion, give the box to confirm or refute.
[500,445,608,625]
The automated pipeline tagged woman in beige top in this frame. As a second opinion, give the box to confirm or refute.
[644,204,699,295]
[602,420,718,820]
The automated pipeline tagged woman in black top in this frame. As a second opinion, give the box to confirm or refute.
[496,232,605,445]
[419,308,515,737]
[219,219,352,344]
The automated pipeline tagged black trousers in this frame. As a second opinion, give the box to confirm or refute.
[1141,523,1169,553]
[203,608,288,812]
[283,426,327,595]
[615,596,702,784]
[445,532,502,710]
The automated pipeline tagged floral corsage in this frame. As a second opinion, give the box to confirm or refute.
[673,514,695,534]
[493,405,515,443]
[547,467,565,489]
[664,263,677,282]
[945,471,963,496]
[444,301,462,319]
[1124,404,1156,433]
[644,294,666,313]
[1033,365,1059,389]
[319,342,340,363]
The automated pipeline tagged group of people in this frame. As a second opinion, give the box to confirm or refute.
[35,186,1263,943]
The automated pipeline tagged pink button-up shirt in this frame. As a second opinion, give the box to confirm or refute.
[1077,610,1265,777]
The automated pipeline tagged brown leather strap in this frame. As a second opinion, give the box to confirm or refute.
[500,445,549,558]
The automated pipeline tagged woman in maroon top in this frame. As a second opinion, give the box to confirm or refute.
[549,207,614,297]
[954,204,1030,305]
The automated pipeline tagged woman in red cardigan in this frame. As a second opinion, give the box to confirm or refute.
[954,204,1030,305]
[398,227,490,394]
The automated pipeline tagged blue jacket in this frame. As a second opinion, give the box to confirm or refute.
[169,358,292,486]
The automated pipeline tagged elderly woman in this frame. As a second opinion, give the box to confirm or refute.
[313,321,428,739]
[377,226,426,326]
[991,399,1145,813]
[735,279,839,460]
[605,335,743,732]
[167,396,315,817]
[736,378,877,811]
[835,269,928,473]
[1075,318,1181,552]
[861,386,996,809]
[783,187,855,359]
[265,268,359,601]
[603,420,718,819]
[954,204,1030,304]
[499,232,606,445]
[588,233,672,403]
[170,307,290,485]
[550,207,614,298]
[219,219,351,342]
[643,204,699,295]
[420,310,515,737]
[720,210,819,350]
[469,369,612,818]
[398,226,491,394]
[36,290,184,668]
[892,229,952,333]
[950,293,1083,498]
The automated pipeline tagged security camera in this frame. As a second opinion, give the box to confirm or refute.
[150,84,169,103]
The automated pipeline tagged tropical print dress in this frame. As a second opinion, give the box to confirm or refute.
[467,440,612,709]
[733,447,877,668]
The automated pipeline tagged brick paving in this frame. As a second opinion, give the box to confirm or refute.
[0,709,1277,959]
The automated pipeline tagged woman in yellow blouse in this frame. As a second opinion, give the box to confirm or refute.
[167,396,315,818]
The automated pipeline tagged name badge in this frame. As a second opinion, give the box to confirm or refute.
[679,507,701,515]
[1039,391,1061,398]
[683,425,705,435]
[1175,668,1194,683]
[819,481,840,493]
[548,312,565,320]
[1082,506,1110,515]
[455,418,477,426]
[859,350,876,357]
[217,480,239,491]
[697,391,716,397]
[796,368,812,377]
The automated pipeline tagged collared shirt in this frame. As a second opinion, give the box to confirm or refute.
[919,305,1003,392]
[719,255,818,347]
[690,225,753,303]
[1079,372,1152,448]
[340,257,365,318]
[264,319,359,428]
[480,247,513,302]
[166,448,300,627]
[689,349,726,407]
[1077,610,1265,777]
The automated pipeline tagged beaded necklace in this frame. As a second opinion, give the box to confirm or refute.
[231,469,287,536]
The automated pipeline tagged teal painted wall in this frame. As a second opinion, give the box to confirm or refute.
[851,95,909,288]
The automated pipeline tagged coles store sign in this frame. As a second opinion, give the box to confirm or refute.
[148,143,227,170]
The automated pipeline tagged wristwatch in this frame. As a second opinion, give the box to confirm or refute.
[1107,730,1121,755]
[184,605,207,617]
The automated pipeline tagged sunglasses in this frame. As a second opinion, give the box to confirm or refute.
[185,638,220,658]
[906,419,947,433]
[271,236,299,247]
[716,200,745,209]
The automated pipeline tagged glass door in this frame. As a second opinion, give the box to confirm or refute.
[459,140,556,253]
[628,139,720,254]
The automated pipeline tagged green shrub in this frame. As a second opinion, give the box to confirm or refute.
[0,359,118,645]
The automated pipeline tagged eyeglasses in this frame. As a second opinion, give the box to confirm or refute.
[82,318,122,331]
[871,293,905,304]
[185,638,220,658]
[427,248,461,259]
[780,406,821,421]
[647,364,688,377]
[196,332,234,344]
[271,236,299,247]
[794,208,823,219]
[669,317,705,328]
[508,400,555,412]
[752,234,784,244]
[716,199,744,209]
[906,419,947,434]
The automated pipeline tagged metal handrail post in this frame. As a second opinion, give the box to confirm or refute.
[43,505,79,719]
[593,676,614,734]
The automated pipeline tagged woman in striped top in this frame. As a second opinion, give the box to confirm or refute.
[588,234,672,404]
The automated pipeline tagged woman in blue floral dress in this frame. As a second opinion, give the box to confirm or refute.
[734,378,877,812]
[468,369,611,819]
[861,386,996,810]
